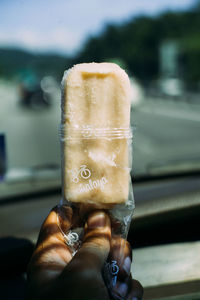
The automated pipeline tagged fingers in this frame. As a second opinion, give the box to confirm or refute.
[58,211,111,300]
[64,211,111,275]
[78,210,111,267]
[126,278,144,300]
[33,205,73,247]
[112,277,144,300]
[110,236,132,280]
[83,210,111,257]
[28,206,73,287]
[108,237,143,300]
[106,237,132,299]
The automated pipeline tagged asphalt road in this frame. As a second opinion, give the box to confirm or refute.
[132,99,200,175]
[1,80,200,180]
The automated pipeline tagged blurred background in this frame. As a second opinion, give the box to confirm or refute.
[0,0,200,299]
[0,0,200,188]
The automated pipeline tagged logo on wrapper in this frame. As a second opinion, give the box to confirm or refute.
[67,165,108,194]
[104,260,119,287]
[64,231,79,246]
[78,177,108,194]
[68,165,91,183]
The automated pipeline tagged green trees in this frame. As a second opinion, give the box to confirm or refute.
[1,4,200,88]
[74,8,200,88]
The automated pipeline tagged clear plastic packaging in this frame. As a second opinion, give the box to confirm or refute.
[57,125,134,285]
[57,64,134,291]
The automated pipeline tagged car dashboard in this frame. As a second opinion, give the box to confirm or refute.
[0,174,200,300]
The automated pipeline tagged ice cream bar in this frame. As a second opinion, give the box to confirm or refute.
[61,62,131,204]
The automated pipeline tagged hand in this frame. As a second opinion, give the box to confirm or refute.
[27,206,143,300]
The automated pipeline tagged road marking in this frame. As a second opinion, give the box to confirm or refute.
[139,106,200,122]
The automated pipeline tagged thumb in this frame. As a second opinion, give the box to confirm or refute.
[65,211,111,274]
[58,211,111,300]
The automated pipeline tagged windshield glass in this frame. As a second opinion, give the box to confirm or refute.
[0,0,200,196]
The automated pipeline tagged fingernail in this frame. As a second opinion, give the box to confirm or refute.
[123,256,131,275]
[116,282,128,297]
[86,211,108,229]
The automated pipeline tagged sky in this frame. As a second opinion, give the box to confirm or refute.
[0,0,197,55]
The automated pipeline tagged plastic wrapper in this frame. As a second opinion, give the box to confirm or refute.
[57,64,135,292]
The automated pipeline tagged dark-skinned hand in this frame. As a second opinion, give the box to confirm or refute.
[27,206,143,300]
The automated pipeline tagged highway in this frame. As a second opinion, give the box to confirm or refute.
[132,99,200,176]
[0,80,200,180]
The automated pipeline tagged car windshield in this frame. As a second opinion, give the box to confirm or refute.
[0,0,200,197]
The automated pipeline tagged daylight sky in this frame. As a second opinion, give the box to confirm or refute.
[0,0,197,55]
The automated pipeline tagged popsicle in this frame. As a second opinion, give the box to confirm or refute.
[61,62,131,204]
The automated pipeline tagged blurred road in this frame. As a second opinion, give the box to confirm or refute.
[0,80,200,179]
[132,99,200,175]
[0,80,61,170]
